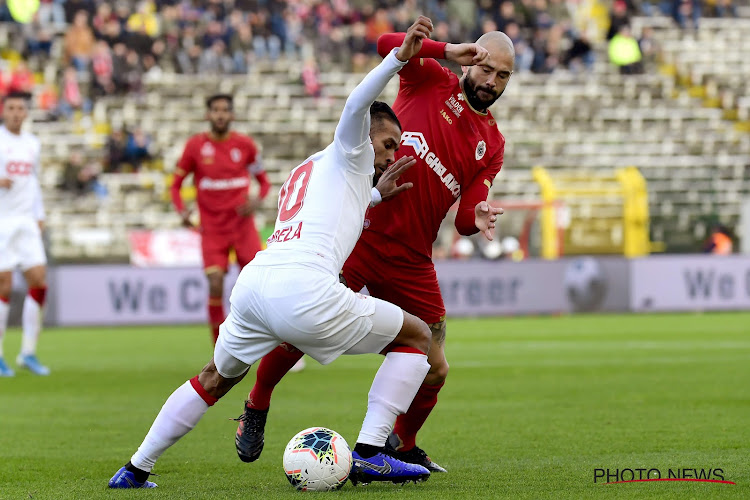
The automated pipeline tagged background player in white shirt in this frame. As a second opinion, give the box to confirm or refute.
[0,92,50,377]
[109,17,440,489]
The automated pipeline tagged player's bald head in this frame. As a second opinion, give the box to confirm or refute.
[476,31,515,66]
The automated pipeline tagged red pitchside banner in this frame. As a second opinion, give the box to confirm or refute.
[128,229,203,267]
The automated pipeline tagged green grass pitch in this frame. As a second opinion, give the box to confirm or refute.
[1,313,748,499]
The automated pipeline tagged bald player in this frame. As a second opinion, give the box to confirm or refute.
[240,24,512,472]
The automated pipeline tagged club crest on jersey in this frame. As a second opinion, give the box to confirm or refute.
[475,140,486,161]
[201,142,215,157]
[230,148,242,163]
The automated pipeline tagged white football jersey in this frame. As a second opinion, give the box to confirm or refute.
[0,125,44,219]
[249,50,406,276]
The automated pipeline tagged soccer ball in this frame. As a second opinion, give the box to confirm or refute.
[282,427,352,491]
[563,257,607,312]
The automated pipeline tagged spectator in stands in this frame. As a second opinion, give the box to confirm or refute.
[199,40,234,74]
[122,49,144,95]
[92,41,116,97]
[37,0,66,32]
[64,10,95,72]
[58,149,106,197]
[8,61,34,94]
[63,0,95,24]
[127,1,160,39]
[92,2,116,39]
[563,31,594,72]
[608,24,643,74]
[58,66,90,117]
[504,22,534,72]
[301,58,322,98]
[607,0,631,40]
[713,0,738,18]
[672,0,701,29]
[36,83,59,119]
[230,23,254,73]
[638,26,659,67]
[123,127,153,171]
[105,127,128,173]
[703,225,733,255]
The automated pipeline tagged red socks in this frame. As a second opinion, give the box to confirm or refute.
[247,343,303,410]
[29,287,47,306]
[207,296,224,344]
[392,381,445,451]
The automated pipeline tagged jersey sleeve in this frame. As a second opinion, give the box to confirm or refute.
[377,33,449,90]
[454,151,504,235]
[333,49,407,169]
[172,138,197,213]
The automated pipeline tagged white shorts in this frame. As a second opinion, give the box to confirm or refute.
[0,216,47,271]
[216,265,404,372]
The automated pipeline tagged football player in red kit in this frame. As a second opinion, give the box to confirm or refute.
[171,94,271,343]
[240,28,512,471]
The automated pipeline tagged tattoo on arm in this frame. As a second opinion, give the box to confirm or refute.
[428,320,447,347]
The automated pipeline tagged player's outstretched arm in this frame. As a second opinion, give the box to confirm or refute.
[335,18,432,156]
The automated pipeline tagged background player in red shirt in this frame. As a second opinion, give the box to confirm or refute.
[171,94,271,344]
[238,23,511,473]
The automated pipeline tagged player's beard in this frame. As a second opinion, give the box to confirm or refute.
[462,71,503,112]
[210,121,230,136]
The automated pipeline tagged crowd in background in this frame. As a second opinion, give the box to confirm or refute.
[0,0,742,192]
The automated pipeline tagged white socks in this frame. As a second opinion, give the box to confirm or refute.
[356,351,430,447]
[130,381,211,472]
[21,295,41,356]
[0,299,8,358]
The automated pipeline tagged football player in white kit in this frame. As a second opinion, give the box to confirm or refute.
[0,92,50,377]
[109,17,441,489]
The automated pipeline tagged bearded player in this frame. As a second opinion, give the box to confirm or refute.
[171,94,271,344]
[236,30,511,471]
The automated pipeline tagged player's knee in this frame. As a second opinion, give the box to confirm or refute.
[0,275,11,298]
[426,360,449,383]
[207,274,224,297]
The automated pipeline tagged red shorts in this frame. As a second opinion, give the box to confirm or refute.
[202,216,262,273]
[343,233,445,324]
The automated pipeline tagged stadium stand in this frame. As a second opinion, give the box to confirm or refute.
[1,1,748,261]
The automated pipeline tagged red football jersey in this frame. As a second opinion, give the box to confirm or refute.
[176,131,260,230]
[365,35,505,259]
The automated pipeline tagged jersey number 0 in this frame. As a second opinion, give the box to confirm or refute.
[278,161,313,222]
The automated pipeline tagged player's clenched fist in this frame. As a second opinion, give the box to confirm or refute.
[474,200,504,240]
[396,16,433,62]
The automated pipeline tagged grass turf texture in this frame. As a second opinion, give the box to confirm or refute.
[0,313,748,499]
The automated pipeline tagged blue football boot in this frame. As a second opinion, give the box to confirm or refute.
[350,451,430,485]
[0,357,14,377]
[16,354,50,376]
[108,466,157,488]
